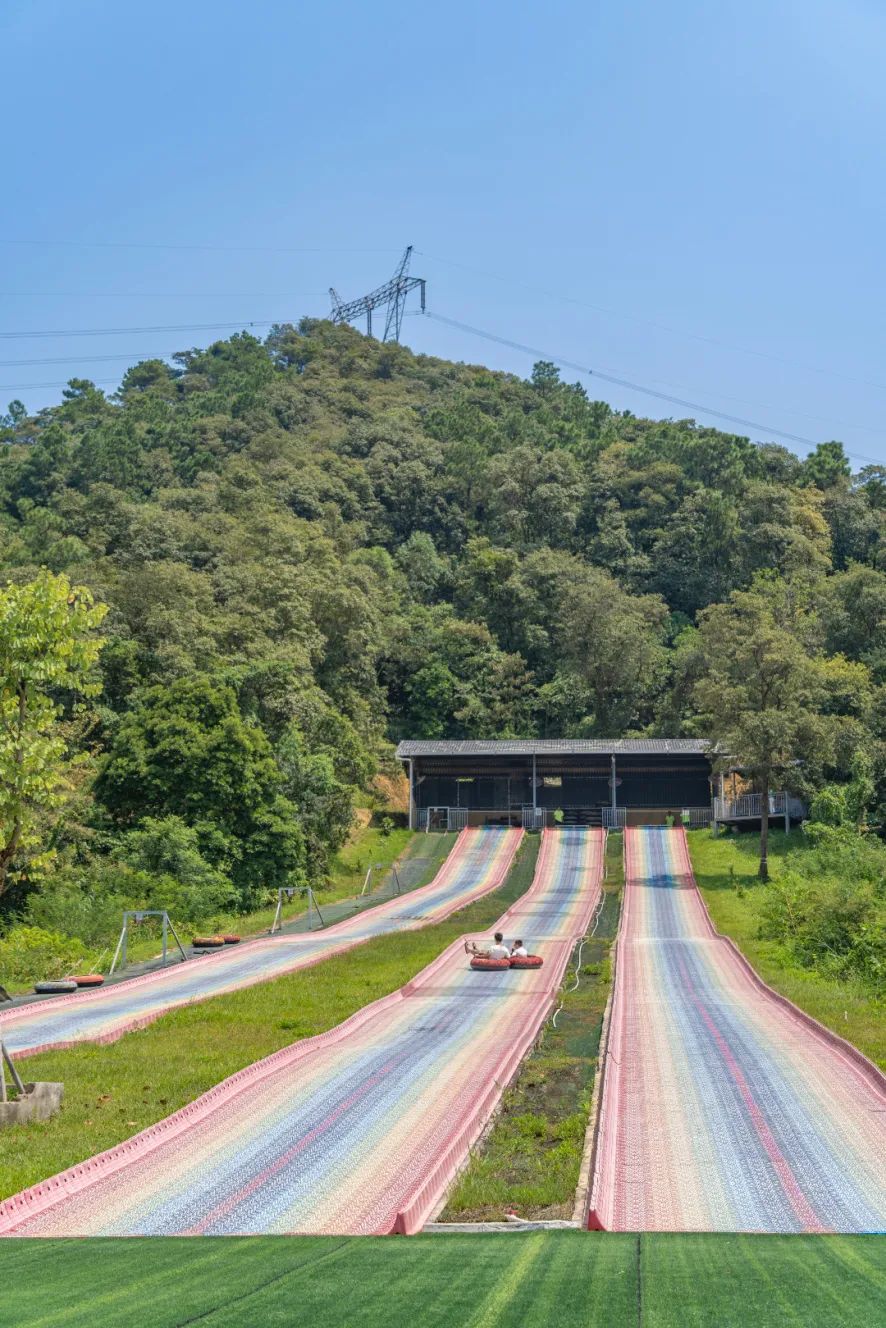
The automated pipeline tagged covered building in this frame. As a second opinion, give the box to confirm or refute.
[395,739,716,831]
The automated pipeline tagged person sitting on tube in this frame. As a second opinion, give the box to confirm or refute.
[465,931,511,960]
[510,939,528,958]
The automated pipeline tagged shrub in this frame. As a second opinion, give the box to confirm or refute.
[758,822,886,993]
[0,925,90,987]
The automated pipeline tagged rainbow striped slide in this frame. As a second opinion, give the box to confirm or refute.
[587,827,886,1233]
[3,828,521,1060]
[0,828,603,1237]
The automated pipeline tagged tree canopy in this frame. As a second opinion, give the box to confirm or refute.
[1,319,884,916]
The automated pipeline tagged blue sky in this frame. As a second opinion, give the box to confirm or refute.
[2,0,884,463]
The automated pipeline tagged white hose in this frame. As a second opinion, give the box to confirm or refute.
[551,889,607,1028]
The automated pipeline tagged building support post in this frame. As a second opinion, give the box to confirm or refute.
[532,753,537,825]
[784,796,790,836]
[611,755,617,815]
[407,758,415,831]
[714,771,725,835]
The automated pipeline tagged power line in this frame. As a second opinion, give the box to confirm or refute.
[0,378,124,392]
[0,239,398,255]
[6,337,866,440]
[0,291,324,299]
[0,352,173,368]
[0,319,282,341]
[421,310,883,466]
[417,250,886,397]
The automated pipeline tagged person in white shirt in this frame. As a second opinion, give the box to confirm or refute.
[466,931,511,960]
[510,939,528,958]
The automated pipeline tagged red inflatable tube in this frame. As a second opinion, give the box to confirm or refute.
[73,975,105,987]
[509,955,544,969]
[191,936,225,949]
[222,935,241,945]
[469,957,511,971]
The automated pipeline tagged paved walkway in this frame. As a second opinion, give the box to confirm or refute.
[587,827,886,1232]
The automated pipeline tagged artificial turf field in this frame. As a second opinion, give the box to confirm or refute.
[1,1233,883,1327]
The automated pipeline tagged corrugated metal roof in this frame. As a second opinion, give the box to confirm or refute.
[395,739,711,758]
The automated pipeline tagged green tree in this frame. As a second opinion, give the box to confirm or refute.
[693,577,872,878]
[553,569,668,734]
[801,440,851,490]
[96,675,303,905]
[0,571,106,896]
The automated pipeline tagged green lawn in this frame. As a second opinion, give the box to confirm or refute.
[687,829,885,1068]
[0,1233,882,1327]
[442,831,623,1222]
[0,836,539,1202]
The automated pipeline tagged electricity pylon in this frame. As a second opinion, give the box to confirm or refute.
[329,246,426,341]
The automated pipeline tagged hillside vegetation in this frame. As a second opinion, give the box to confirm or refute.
[1,321,885,972]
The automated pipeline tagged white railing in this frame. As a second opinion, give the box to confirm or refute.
[684,807,712,828]
[521,806,547,830]
[712,793,804,821]
[601,807,627,828]
[419,807,468,832]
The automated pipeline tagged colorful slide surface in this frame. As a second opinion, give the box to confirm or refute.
[588,827,886,1233]
[3,828,522,1060]
[0,828,603,1237]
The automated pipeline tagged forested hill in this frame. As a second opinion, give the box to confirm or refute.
[1,319,885,913]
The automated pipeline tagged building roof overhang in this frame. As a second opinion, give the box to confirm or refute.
[395,739,712,759]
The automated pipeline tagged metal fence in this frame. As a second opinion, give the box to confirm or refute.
[521,806,548,830]
[419,807,468,832]
[601,807,627,828]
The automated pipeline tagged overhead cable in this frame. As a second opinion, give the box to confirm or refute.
[0,319,282,342]
[416,250,886,396]
[421,309,883,466]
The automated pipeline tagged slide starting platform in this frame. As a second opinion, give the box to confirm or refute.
[0,829,603,1237]
[587,827,886,1233]
[2,828,522,1060]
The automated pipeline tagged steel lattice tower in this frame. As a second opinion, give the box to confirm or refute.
[329,246,426,341]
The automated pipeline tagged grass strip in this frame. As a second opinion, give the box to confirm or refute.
[688,829,885,1068]
[1,1232,883,1328]
[439,831,623,1222]
[0,836,539,1202]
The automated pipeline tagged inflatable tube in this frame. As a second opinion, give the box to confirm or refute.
[191,936,225,949]
[73,975,105,988]
[509,955,543,969]
[222,935,241,945]
[470,956,511,971]
[34,980,79,995]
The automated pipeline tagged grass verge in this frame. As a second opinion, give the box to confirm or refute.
[0,836,539,1202]
[0,1232,882,1328]
[439,831,623,1222]
[688,828,885,1068]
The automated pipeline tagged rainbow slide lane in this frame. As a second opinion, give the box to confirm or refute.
[0,828,603,1237]
[2,828,522,1060]
[587,827,886,1233]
